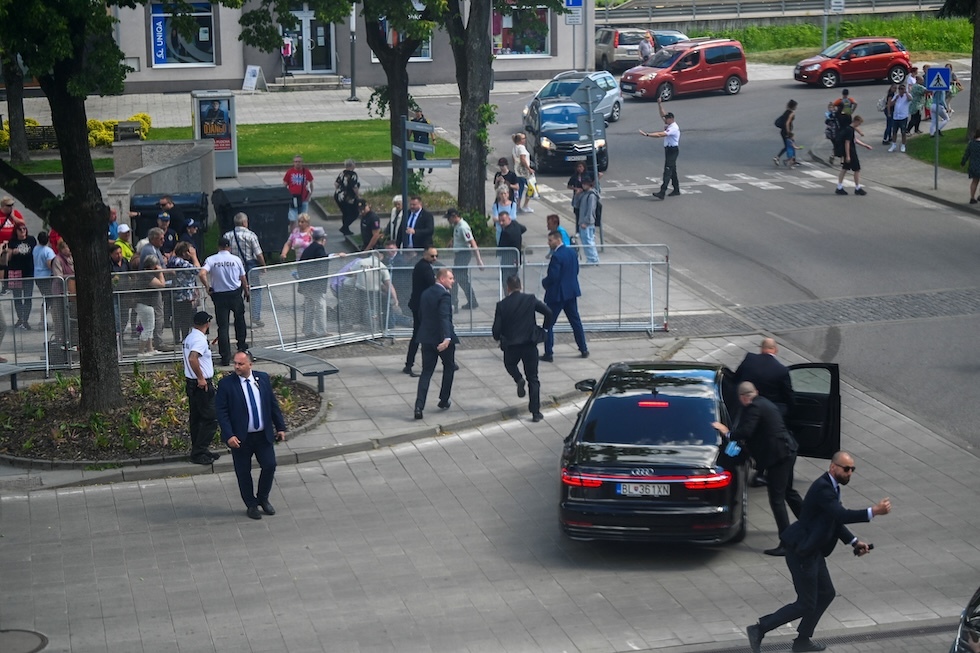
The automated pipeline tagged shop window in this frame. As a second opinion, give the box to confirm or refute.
[371,18,432,62]
[493,7,550,56]
[149,3,216,67]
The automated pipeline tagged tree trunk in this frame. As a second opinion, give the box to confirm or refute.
[364,18,420,191]
[38,60,123,412]
[2,53,31,165]
[444,0,493,214]
[970,0,980,142]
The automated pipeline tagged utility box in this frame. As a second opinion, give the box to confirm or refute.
[191,90,237,178]
[212,186,291,259]
[130,192,210,240]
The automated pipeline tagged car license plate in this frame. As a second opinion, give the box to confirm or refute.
[621,82,635,92]
[566,155,587,161]
[618,483,669,497]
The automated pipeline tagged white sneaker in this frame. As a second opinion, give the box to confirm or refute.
[888,143,897,152]
[900,144,906,153]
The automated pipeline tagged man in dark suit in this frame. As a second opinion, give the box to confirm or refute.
[403,246,438,377]
[747,451,892,653]
[215,350,287,520]
[414,267,458,419]
[396,195,434,250]
[541,230,588,362]
[735,337,795,488]
[713,381,803,556]
[496,210,526,282]
[492,275,553,423]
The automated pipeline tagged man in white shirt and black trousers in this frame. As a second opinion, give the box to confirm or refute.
[183,311,219,465]
[198,236,249,367]
[640,96,681,200]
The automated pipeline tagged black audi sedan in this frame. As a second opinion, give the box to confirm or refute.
[951,584,980,652]
[559,361,841,545]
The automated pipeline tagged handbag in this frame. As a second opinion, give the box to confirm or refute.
[534,324,547,344]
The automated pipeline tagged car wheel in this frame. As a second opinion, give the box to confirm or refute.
[657,82,674,101]
[600,55,610,72]
[729,481,748,543]
[889,65,908,84]
[820,70,840,89]
[725,75,742,95]
[609,101,622,122]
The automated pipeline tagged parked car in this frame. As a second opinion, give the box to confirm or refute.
[525,99,608,173]
[523,70,622,130]
[594,27,689,71]
[951,584,980,653]
[619,38,747,101]
[558,361,841,544]
[794,37,911,88]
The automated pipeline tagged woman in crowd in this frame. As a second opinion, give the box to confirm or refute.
[490,186,517,245]
[960,128,980,205]
[4,222,36,329]
[280,212,314,262]
[166,242,201,342]
[135,254,166,357]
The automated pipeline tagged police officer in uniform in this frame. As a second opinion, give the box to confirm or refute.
[198,236,249,366]
[183,311,219,465]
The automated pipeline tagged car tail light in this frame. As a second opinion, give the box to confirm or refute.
[561,468,602,487]
[638,400,669,408]
[613,31,619,48]
[683,471,732,490]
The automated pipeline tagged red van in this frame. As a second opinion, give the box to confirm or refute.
[619,38,747,101]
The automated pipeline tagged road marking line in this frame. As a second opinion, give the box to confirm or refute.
[708,183,741,192]
[766,211,820,234]
[748,182,783,190]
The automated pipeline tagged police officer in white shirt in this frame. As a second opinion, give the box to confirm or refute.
[198,237,249,366]
[640,96,681,200]
[183,311,219,465]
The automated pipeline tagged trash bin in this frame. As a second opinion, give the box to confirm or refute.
[129,192,210,240]
[211,186,291,260]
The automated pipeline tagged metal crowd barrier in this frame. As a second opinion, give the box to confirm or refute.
[0,244,669,370]
[599,0,940,23]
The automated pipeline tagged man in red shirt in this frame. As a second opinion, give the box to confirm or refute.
[283,155,314,234]
[0,197,25,244]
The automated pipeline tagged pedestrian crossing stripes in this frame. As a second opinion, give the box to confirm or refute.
[535,168,850,203]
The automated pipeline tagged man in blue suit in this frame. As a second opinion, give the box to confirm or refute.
[747,451,892,653]
[541,230,588,362]
[215,350,287,520]
[414,267,458,420]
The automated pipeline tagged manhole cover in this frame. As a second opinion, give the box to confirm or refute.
[0,630,48,653]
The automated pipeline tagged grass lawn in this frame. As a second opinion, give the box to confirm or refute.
[10,157,115,175]
[904,127,971,172]
[148,120,460,166]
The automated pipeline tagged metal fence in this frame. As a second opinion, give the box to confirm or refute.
[600,0,940,23]
[0,244,669,370]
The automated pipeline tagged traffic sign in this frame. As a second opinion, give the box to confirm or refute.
[565,0,582,6]
[829,0,844,13]
[926,67,951,92]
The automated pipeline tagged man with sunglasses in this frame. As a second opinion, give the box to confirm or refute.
[403,246,438,377]
[747,451,892,653]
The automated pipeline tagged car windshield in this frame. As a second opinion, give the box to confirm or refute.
[618,32,648,46]
[647,48,684,69]
[580,393,720,446]
[820,41,851,58]
[541,106,585,129]
[538,79,584,99]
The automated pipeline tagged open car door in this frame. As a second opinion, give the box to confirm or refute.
[786,363,840,459]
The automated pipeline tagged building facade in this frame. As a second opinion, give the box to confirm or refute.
[113,2,595,94]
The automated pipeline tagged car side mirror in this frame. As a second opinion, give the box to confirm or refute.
[574,379,596,392]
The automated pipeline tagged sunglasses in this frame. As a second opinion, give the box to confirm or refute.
[833,462,856,473]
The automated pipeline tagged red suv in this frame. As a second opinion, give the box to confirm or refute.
[794,37,910,88]
[619,38,747,101]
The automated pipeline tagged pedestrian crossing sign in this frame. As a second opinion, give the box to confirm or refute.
[926,68,951,91]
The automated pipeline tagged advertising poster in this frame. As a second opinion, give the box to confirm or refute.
[199,98,231,151]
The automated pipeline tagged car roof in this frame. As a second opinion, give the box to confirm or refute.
[652,29,685,35]
[661,38,739,52]
[553,69,611,81]
[843,36,900,42]
[539,99,585,111]
[595,362,723,398]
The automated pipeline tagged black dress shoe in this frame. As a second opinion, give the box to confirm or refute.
[517,379,526,398]
[653,191,665,200]
[668,190,681,196]
[246,506,262,520]
[461,302,479,310]
[189,454,213,465]
[539,354,554,363]
[580,351,589,358]
[414,408,423,420]
[438,400,451,410]
[792,637,826,652]
[750,476,768,488]
[531,413,544,423]
[746,624,763,653]
[208,451,221,461]
[764,546,787,556]
[403,365,418,377]
[259,500,276,516]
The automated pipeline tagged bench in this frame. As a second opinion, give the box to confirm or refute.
[0,362,27,391]
[24,125,59,150]
[114,121,142,141]
[249,347,338,393]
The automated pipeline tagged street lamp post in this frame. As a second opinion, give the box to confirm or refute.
[348,3,359,102]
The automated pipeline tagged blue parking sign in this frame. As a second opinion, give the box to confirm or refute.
[565,0,583,6]
[926,67,951,92]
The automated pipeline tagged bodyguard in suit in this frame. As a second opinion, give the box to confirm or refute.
[215,351,287,520]
[735,338,795,416]
[492,275,553,423]
[541,230,588,362]
[747,451,892,653]
[414,267,458,419]
[396,195,435,250]
[713,382,803,555]
[403,246,438,377]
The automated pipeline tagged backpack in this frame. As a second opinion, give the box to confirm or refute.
[824,118,838,143]
[589,189,603,228]
[775,111,788,130]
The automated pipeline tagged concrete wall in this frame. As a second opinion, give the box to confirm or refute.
[106,140,216,228]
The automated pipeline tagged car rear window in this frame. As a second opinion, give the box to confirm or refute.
[580,394,720,446]
[618,31,648,46]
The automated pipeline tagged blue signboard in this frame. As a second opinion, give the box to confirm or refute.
[565,0,583,6]
[926,67,951,92]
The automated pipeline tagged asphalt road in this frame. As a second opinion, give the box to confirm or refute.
[427,76,980,452]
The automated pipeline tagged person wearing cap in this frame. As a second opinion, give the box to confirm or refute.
[358,199,382,251]
[446,208,483,311]
[640,96,681,200]
[199,236,249,367]
[115,223,135,261]
[298,226,330,338]
[183,310,220,465]
[179,218,204,254]
[156,211,179,255]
